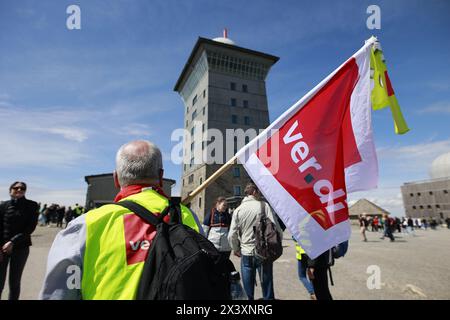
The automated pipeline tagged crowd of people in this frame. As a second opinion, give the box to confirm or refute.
[359,213,448,243]
[36,203,85,228]
[2,139,449,301]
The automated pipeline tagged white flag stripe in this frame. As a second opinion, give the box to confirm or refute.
[345,45,378,193]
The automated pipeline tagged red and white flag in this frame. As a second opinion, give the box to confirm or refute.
[236,38,378,259]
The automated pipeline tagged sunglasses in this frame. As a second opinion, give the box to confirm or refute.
[12,186,26,191]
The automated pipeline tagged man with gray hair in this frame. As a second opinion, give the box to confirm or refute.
[40,140,203,300]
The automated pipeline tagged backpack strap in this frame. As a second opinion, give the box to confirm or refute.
[117,198,182,226]
[116,200,163,226]
[260,201,266,219]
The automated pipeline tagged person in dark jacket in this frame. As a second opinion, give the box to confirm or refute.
[306,249,334,300]
[0,181,39,300]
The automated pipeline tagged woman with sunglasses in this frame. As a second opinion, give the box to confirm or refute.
[0,181,39,300]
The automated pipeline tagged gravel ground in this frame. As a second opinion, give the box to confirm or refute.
[2,224,449,300]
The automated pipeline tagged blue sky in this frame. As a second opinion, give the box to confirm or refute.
[0,0,449,216]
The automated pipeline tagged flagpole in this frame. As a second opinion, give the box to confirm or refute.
[181,154,238,205]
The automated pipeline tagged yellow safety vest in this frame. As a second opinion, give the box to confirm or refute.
[295,242,306,260]
[81,189,199,300]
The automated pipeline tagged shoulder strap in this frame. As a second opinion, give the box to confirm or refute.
[260,201,266,219]
[116,200,162,226]
[210,208,215,225]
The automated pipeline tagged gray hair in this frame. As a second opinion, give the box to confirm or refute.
[115,140,163,186]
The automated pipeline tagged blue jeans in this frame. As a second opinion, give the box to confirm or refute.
[297,260,314,295]
[241,255,274,300]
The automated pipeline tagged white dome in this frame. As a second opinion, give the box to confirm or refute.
[213,37,236,45]
[430,152,450,179]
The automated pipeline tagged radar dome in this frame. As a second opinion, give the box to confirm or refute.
[430,152,450,179]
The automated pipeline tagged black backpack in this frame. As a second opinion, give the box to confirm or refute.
[332,240,349,259]
[116,198,234,300]
[253,202,283,263]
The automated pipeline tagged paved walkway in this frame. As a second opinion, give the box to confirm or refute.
[2,224,449,300]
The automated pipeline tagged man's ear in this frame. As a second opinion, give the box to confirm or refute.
[113,171,121,189]
[158,169,164,188]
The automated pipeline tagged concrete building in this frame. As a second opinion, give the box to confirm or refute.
[84,173,175,210]
[401,152,450,220]
[349,198,390,224]
[174,30,278,219]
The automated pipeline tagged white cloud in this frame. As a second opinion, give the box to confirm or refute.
[0,104,92,168]
[418,101,450,115]
[30,127,89,142]
[377,139,450,172]
[120,124,152,137]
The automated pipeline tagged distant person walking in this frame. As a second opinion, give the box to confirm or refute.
[64,206,74,228]
[371,216,379,232]
[380,214,395,242]
[407,217,415,235]
[0,182,39,300]
[359,214,368,242]
[56,206,65,228]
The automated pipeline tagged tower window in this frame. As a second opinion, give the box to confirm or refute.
[202,123,205,132]
[233,167,240,177]
[429,191,433,195]
[242,84,248,92]
[191,126,195,136]
[417,193,421,196]
[192,95,198,106]
[233,185,241,196]
[192,109,197,121]
[244,116,250,125]
[231,98,237,107]
[243,100,249,108]
[203,89,206,98]
[410,193,414,197]
[232,115,238,124]
[199,197,202,209]
[188,174,194,184]
[191,142,195,151]
[203,107,205,115]
[230,82,236,91]
[412,206,416,209]
[444,190,449,194]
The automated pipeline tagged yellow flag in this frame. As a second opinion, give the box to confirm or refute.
[370,47,410,134]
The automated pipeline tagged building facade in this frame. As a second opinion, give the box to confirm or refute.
[174,32,278,219]
[84,173,175,210]
[401,177,450,220]
[401,152,450,220]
